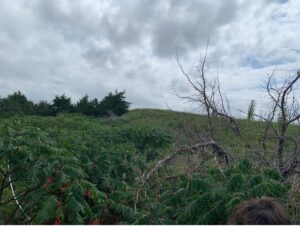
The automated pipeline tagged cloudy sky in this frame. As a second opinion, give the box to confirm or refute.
[0,0,300,116]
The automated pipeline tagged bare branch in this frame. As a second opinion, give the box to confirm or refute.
[142,139,231,183]
[258,69,300,177]
[175,44,241,137]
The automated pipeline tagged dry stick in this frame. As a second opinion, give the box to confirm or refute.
[134,140,231,213]
[7,164,31,223]
[142,141,229,182]
[245,131,298,169]
[214,156,226,179]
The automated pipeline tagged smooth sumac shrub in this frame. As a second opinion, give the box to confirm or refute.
[142,160,290,225]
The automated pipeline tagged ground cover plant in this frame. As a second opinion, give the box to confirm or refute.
[0,113,172,224]
[0,109,299,224]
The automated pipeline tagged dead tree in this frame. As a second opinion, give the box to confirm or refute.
[175,44,300,178]
[175,46,241,138]
[258,70,300,177]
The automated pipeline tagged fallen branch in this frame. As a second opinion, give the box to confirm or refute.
[134,139,231,213]
[142,139,231,183]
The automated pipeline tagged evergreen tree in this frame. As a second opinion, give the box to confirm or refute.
[34,100,55,116]
[0,91,34,115]
[90,98,99,116]
[97,90,130,117]
[52,94,73,114]
[0,91,130,117]
[74,95,95,116]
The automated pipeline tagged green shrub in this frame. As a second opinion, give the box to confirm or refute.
[148,160,290,225]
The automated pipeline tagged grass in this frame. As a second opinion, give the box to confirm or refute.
[0,108,299,224]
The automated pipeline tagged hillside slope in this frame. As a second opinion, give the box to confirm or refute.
[0,109,299,224]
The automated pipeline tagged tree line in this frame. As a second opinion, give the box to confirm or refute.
[0,90,130,117]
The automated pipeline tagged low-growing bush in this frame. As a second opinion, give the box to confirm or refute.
[139,160,290,224]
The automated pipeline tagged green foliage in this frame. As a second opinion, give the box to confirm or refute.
[0,90,130,117]
[144,160,290,225]
[0,109,298,224]
[34,100,55,116]
[0,91,34,116]
[34,196,58,224]
[74,95,97,116]
[111,126,172,152]
[97,90,130,117]
[0,114,172,224]
[52,94,73,114]
[247,100,256,121]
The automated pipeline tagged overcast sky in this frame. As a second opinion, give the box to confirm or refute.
[0,0,299,116]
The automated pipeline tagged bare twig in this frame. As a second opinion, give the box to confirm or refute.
[142,139,231,183]
[258,70,300,177]
[175,44,241,137]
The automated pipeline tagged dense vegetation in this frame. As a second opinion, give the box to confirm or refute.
[0,90,130,117]
[0,109,299,224]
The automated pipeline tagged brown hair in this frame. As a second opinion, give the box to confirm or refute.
[228,197,291,225]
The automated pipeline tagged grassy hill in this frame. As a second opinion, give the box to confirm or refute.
[0,109,299,224]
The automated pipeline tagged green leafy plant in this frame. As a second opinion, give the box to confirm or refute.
[146,160,290,225]
[0,115,174,224]
[247,100,256,122]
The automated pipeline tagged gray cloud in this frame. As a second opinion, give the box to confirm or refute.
[0,0,299,114]
[25,0,239,60]
[170,79,191,94]
[150,0,238,57]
